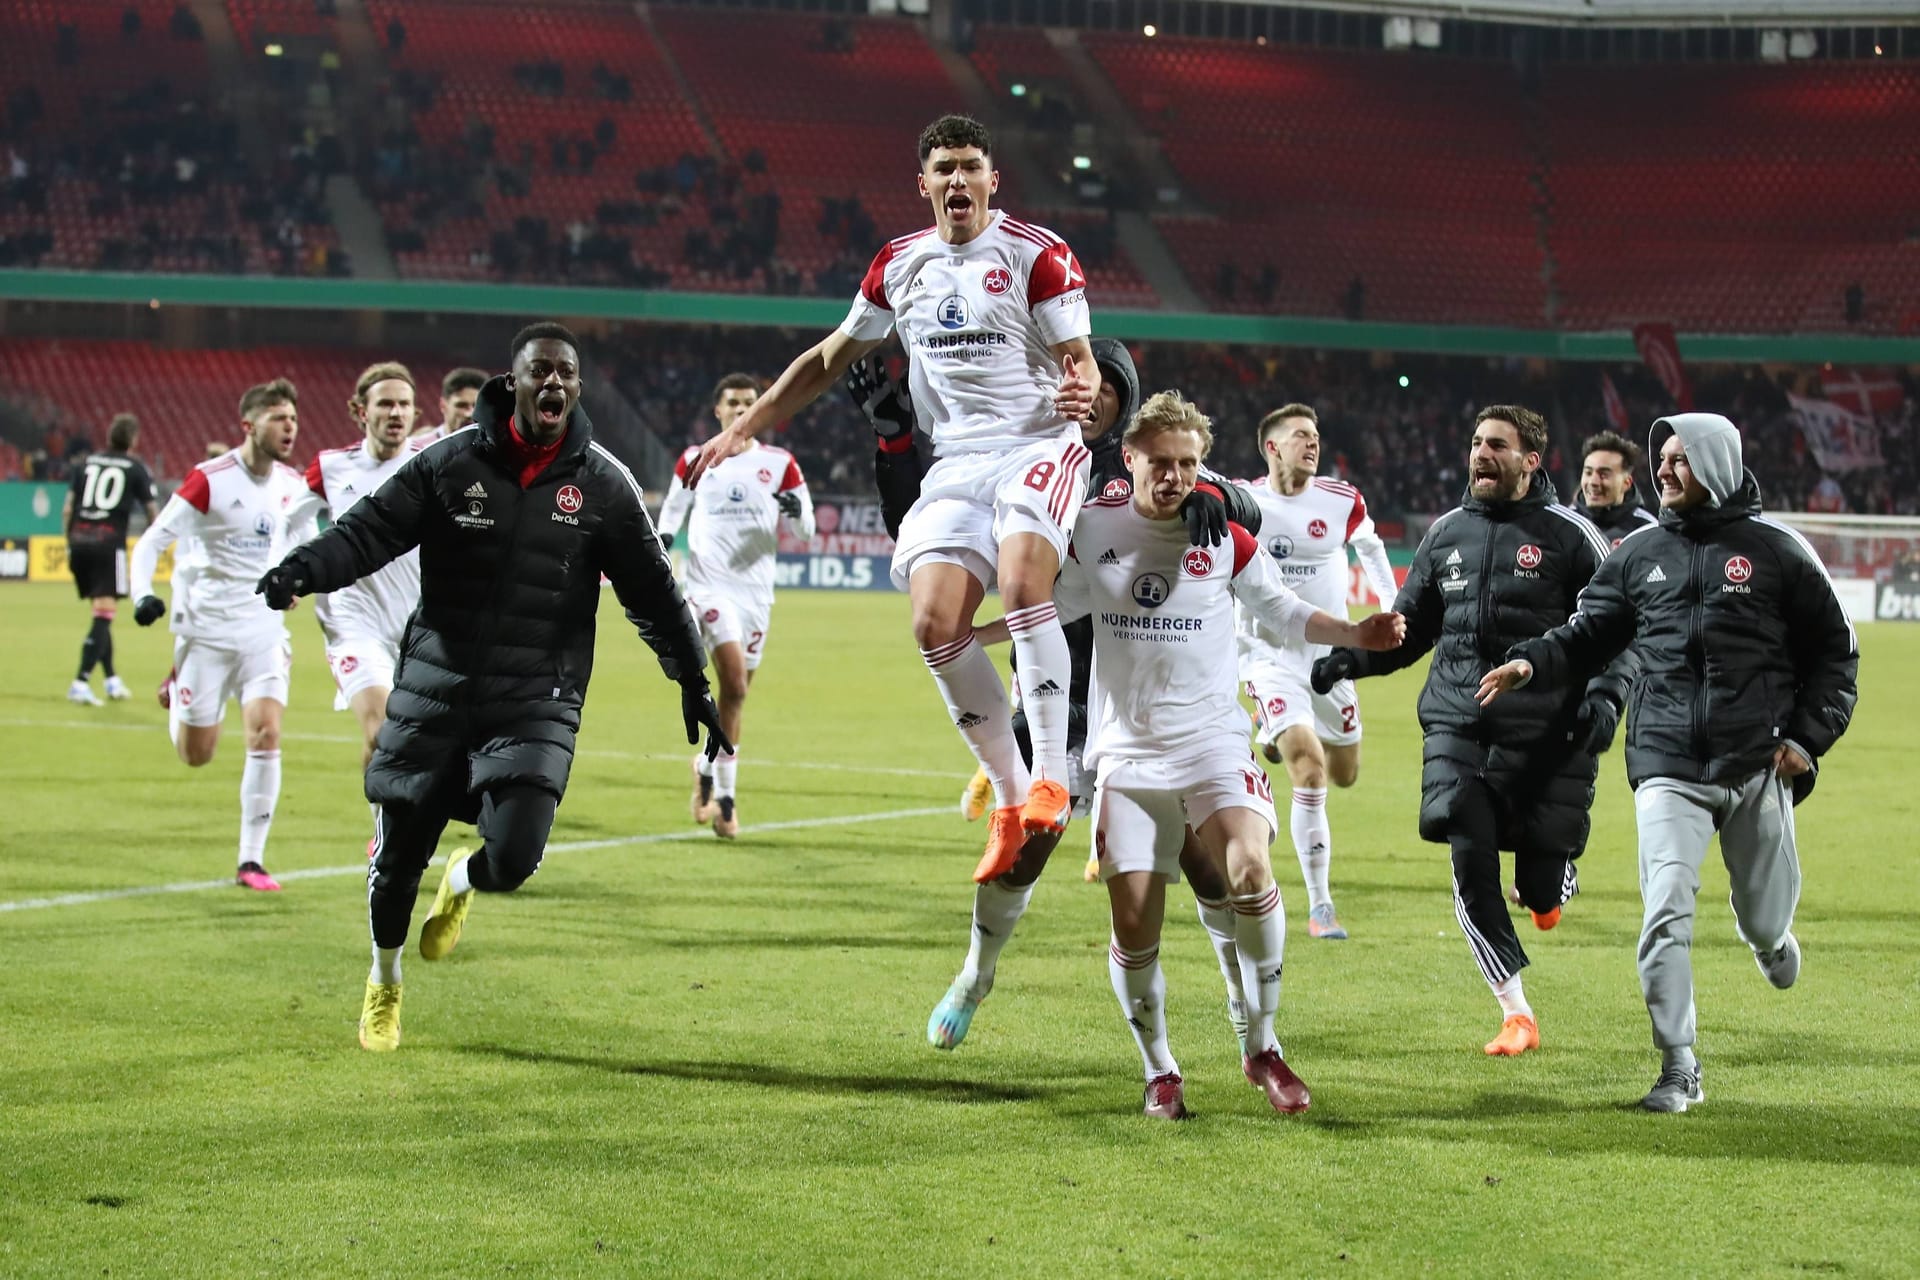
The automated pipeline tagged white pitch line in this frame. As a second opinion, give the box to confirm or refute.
[0,717,970,779]
[0,804,952,914]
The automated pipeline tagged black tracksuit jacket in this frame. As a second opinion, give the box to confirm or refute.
[1341,472,1632,856]
[1512,471,1858,801]
[278,377,705,811]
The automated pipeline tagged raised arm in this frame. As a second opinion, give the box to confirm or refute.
[688,327,885,487]
[1478,551,1640,706]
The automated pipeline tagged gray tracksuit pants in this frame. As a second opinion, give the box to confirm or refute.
[1633,769,1801,1053]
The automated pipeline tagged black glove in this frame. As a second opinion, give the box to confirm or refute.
[682,679,732,761]
[845,351,914,442]
[253,562,307,611]
[775,489,803,519]
[1311,649,1359,696]
[1178,481,1229,548]
[660,531,675,552]
[1574,691,1621,755]
[133,595,167,627]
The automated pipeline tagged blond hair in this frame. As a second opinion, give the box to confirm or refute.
[1123,389,1214,457]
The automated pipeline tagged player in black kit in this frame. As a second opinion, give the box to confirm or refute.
[65,413,156,705]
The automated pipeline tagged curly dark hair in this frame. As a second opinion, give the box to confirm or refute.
[917,114,992,165]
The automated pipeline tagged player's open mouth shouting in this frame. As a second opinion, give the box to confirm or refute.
[536,387,568,428]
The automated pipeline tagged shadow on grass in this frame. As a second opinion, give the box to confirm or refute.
[462,1043,1062,1104]
[1356,1090,1920,1167]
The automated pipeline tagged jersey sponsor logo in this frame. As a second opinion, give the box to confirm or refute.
[1725,555,1752,583]
[1268,535,1294,560]
[253,513,274,537]
[1101,478,1130,501]
[726,483,749,503]
[1097,548,1120,565]
[937,295,970,330]
[983,267,1012,295]
[1131,572,1171,609]
[1307,519,1328,539]
[557,485,584,514]
[1516,544,1543,570]
[1182,547,1213,577]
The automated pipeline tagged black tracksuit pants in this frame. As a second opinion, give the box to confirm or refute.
[1444,777,1579,986]
[368,774,560,950]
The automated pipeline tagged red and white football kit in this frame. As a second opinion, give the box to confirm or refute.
[1053,496,1316,882]
[839,210,1093,590]
[300,435,434,705]
[656,442,815,671]
[131,453,316,727]
[1234,476,1398,749]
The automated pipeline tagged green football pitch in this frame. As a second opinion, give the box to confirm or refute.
[1,582,1915,1277]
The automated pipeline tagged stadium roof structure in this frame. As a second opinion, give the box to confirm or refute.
[1247,0,1920,24]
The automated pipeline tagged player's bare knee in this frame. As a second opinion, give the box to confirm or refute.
[1225,843,1275,896]
[1179,846,1229,901]
[1289,759,1328,790]
[247,724,281,753]
[912,607,969,653]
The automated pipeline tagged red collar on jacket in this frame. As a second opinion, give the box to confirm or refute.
[503,415,565,488]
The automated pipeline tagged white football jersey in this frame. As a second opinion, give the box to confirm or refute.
[657,443,814,599]
[840,210,1091,456]
[301,437,431,647]
[1234,475,1398,653]
[1055,491,1316,774]
[131,452,317,643]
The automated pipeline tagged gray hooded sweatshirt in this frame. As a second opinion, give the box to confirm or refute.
[1648,412,1744,506]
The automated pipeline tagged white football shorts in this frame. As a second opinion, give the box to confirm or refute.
[171,634,292,728]
[687,586,774,671]
[1091,747,1278,883]
[890,428,1091,591]
[326,637,398,710]
[1241,647,1362,748]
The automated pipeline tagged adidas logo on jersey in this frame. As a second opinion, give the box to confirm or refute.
[1646,564,1668,583]
[342,484,356,495]
[1444,549,1463,566]
[230,499,245,510]
[1098,549,1120,565]
[465,482,488,499]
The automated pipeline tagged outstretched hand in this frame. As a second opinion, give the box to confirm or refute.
[845,351,914,441]
[682,681,733,761]
[133,595,167,627]
[1477,659,1533,707]
[254,563,307,611]
[1310,649,1358,695]
[686,425,750,490]
[1353,610,1406,652]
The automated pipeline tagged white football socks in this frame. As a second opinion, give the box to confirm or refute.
[961,878,1035,996]
[370,945,402,985]
[1005,602,1072,786]
[1290,787,1332,911]
[1108,937,1176,1079]
[1493,973,1533,1021]
[695,752,714,781]
[1231,884,1287,1057]
[238,749,280,866]
[921,635,1029,808]
[715,749,739,799]
[1194,894,1246,1005]
[445,852,474,897]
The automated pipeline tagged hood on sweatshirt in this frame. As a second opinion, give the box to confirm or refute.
[1649,412,1742,507]
[1089,337,1139,432]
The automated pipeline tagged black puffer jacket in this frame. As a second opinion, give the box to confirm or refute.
[1339,472,1631,854]
[279,377,704,808]
[1514,460,1857,800]
[1575,490,1658,549]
